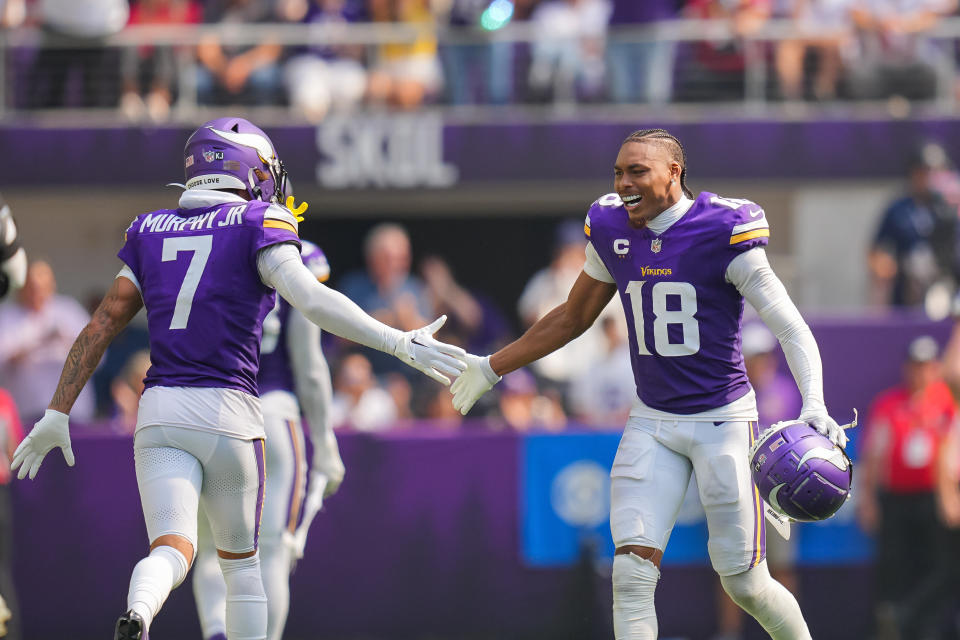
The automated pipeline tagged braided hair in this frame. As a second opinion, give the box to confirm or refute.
[622,129,693,199]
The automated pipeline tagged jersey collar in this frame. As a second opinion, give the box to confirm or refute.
[178,189,248,210]
[646,196,694,236]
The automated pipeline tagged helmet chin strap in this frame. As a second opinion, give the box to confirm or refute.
[247,167,263,201]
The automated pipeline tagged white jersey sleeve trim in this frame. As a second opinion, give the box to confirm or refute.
[731,217,769,236]
[263,203,299,229]
[117,264,142,295]
[584,241,615,283]
[256,243,402,354]
[725,247,825,414]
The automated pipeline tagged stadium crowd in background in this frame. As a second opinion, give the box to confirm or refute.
[4,0,960,117]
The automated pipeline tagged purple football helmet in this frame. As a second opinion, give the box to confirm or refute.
[750,420,852,522]
[183,117,287,203]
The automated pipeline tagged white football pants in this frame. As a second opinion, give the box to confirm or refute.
[194,391,307,640]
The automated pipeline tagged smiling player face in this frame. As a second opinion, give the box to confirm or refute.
[614,140,682,228]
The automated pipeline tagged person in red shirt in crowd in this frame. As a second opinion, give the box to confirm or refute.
[857,335,956,640]
[680,0,772,101]
[0,389,23,640]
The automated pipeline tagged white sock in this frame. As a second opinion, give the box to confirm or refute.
[127,546,190,631]
[259,539,292,640]
[720,561,811,640]
[192,548,228,639]
[218,553,268,640]
[612,553,660,640]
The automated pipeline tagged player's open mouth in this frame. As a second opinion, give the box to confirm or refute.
[622,194,642,209]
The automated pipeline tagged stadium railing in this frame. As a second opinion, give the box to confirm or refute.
[0,16,958,121]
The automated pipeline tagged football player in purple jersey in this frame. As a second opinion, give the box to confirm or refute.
[451,129,845,639]
[0,195,27,303]
[192,240,344,640]
[10,117,465,640]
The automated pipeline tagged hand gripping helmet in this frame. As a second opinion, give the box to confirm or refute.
[0,196,26,301]
[183,117,287,203]
[750,420,852,522]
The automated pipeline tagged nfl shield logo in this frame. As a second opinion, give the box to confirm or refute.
[203,150,216,163]
[651,238,662,253]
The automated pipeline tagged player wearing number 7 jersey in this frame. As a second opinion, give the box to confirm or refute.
[450,129,844,639]
[10,117,466,640]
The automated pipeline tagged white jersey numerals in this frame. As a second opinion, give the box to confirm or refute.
[710,196,753,210]
[161,235,212,330]
[625,280,700,357]
[597,193,624,208]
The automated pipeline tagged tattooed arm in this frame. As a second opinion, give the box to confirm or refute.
[49,275,143,413]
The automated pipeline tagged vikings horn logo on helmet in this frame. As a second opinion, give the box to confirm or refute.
[750,419,854,522]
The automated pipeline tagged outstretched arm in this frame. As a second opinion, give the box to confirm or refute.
[258,243,465,384]
[12,273,142,479]
[451,271,616,415]
[491,272,617,376]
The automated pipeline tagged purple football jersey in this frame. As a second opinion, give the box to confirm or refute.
[118,200,301,397]
[258,240,329,395]
[586,192,770,414]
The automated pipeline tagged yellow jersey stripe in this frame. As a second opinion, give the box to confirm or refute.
[264,219,298,235]
[584,223,591,237]
[730,228,770,245]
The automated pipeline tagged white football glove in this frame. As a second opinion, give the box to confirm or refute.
[12,409,75,480]
[799,406,848,449]
[312,438,345,499]
[392,315,467,385]
[450,353,502,415]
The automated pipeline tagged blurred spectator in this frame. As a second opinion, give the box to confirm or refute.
[857,335,956,639]
[678,0,771,102]
[713,323,802,640]
[868,141,960,313]
[419,255,513,355]
[419,383,464,429]
[108,349,150,434]
[437,0,515,105]
[331,352,398,431]
[496,369,566,431]
[517,219,620,391]
[340,223,431,331]
[119,0,202,122]
[281,0,368,122]
[27,0,130,108]
[385,371,414,420]
[1,0,26,28]
[774,0,853,101]
[367,0,443,109]
[846,0,956,101]
[0,260,95,424]
[526,0,612,103]
[568,315,633,427]
[605,0,679,104]
[195,0,283,106]
[0,389,22,640]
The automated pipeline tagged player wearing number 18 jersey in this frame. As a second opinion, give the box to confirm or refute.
[10,117,465,640]
[451,129,845,639]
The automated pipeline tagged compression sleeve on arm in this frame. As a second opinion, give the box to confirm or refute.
[286,308,335,449]
[726,247,826,412]
[257,243,403,354]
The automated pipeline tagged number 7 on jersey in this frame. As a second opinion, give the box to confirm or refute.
[162,235,212,330]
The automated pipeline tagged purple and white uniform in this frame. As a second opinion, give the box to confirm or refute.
[584,192,787,576]
[117,189,301,557]
[194,240,341,640]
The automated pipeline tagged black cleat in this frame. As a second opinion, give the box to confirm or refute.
[114,610,148,640]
